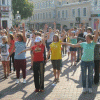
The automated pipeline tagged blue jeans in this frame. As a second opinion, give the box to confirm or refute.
[81,61,94,88]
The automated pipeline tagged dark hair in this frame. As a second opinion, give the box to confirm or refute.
[86,34,93,40]
[17,32,24,42]
[10,34,14,40]
[35,32,41,36]
[87,27,92,33]
[53,35,59,42]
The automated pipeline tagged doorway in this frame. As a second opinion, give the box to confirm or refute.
[2,20,7,29]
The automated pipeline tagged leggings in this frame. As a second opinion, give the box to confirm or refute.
[10,52,15,71]
[14,59,26,79]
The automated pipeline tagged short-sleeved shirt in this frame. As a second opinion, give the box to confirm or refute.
[70,38,77,44]
[0,43,9,56]
[50,40,62,60]
[9,40,15,53]
[47,32,54,43]
[31,44,45,62]
[80,41,96,61]
[14,41,26,59]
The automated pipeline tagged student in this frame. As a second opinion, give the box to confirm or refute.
[18,36,46,92]
[7,23,27,84]
[69,31,77,66]
[8,34,15,73]
[46,33,67,83]
[62,20,99,93]
[0,36,10,78]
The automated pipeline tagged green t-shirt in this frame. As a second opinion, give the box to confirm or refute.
[70,38,77,44]
[80,41,96,61]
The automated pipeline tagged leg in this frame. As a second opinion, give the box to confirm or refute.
[39,62,44,90]
[57,60,61,79]
[2,61,6,78]
[71,51,73,65]
[12,53,15,71]
[21,60,26,79]
[88,62,94,88]
[81,61,87,88]
[73,51,76,65]
[94,60,99,84]
[10,56,12,72]
[33,62,40,89]
[14,60,20,79]
[6,61,10,76]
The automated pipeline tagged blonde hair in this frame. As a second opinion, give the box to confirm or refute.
[2,36,8,43]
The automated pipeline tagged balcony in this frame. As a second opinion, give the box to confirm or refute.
[0,7,9,12]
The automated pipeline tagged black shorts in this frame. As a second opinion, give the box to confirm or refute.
[51,60,61,70]
[70,47,77,51]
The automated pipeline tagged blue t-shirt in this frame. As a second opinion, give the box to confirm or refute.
[70,38,77,44]
[80,41,96,61]
[14,41,26,59]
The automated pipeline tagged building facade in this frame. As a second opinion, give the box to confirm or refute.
[28,0,92,30]
[0,0,12,29]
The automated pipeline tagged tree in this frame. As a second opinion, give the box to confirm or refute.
[12,0,34,19]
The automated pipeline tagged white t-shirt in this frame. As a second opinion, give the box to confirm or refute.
[0,43,9,56]
[30,34,35,46]
[47,32,54,43]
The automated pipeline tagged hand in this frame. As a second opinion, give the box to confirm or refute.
[61,42,67,45]
[14,25,16,29]
[22,23,25,27]
[54,22,56,25]
[7,56,9,61]
[18,52,22,55]
[96,19,99,26]
[45,59,48,62]
[79,24,82,28]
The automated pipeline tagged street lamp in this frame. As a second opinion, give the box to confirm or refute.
[15,11,21,26]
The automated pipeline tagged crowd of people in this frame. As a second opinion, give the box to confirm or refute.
[0,20,100,93]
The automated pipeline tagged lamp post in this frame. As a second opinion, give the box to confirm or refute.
[15,11,21,26]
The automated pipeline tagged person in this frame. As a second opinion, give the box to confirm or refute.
[18,36,46,92]
[46,32,67,83]
[8,34,15,73]
[0,36,10,79]
[62,19,99,93]
[61,29,67,55]
[69,31,77,66]
[7,23,27,84]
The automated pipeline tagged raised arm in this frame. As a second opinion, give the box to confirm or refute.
[94,19,99,43]
[22,23,26,42]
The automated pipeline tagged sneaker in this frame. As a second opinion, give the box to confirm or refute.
[23,79,26,84]
[16,79,20,84]
[88,88,93,94]
[34,89,39,92]
[82,88,87,94]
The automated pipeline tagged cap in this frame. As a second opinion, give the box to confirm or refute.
[35,36,42,42]
[71,31,76,33]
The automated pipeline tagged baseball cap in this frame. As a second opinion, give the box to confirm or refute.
[35,36,42,42]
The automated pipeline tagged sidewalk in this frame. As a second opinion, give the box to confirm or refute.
[0,52,100,100]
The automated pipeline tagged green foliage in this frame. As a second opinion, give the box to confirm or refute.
[12,0,34,19]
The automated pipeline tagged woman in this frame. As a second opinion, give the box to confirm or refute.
[8,34,15,73]
[46,33,67,83]
[62,20,99,93]
[69,31,77,66]
[7,23,26,84]
[18,35,46,92]
[0,36,10,78]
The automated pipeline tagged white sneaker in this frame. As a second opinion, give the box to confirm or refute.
[16,79,20,84]
[82,88,87,94]
[23,79,26,84]
[88,88,93,94]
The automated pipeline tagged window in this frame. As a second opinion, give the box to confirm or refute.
[83,8,86,16]
[66,10,68,18]
[49,1,50,7]
[35,14,37,20]
[46,12,48,19]
[40,13,42,19]
[70,23,73,27]
[78,8,80,17]
[72,9,75,17]
[49,12,51,18]
[94,0,97,6]
[62,10,64,18]
[2,0,5,5]
[38,13,39,19]
[58,11,60,18]
[33,15,34,20]
[43,13,45,19]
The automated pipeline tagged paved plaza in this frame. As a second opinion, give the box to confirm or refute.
[0,51,100,100]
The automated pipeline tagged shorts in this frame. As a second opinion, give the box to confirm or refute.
[1,55,10,61]
[70,47,77,51]
[51,60,61,70]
